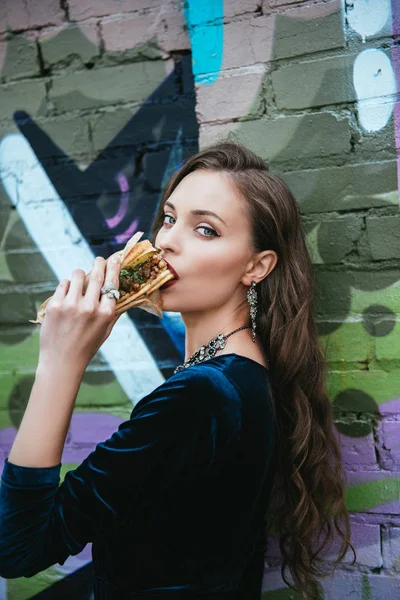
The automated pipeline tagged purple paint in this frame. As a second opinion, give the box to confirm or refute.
[339,430,378,467]
[115,217,139,244]
[0,413,125,477]
[380,396,400,414]
[67,412,124,446]
[105,173,130,228]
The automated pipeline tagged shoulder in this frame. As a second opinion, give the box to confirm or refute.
[131,363,240,419]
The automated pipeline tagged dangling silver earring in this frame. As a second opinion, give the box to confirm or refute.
[247,281,258,343]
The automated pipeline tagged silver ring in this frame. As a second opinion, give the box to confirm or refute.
[100,283,120,301]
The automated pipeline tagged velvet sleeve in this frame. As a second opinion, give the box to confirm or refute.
[0,367,234,579]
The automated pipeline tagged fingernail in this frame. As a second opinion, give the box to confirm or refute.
[111,254,121,264]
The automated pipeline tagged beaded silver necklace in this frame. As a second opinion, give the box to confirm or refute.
[174,324,251,374]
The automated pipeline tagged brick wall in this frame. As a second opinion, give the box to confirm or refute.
[0,1,399,598]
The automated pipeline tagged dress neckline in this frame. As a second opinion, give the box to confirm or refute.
[201,352,269,372]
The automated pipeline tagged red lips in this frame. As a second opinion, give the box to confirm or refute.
[164,260,180,280]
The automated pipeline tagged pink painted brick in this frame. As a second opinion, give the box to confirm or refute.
[0,0,64,33]
[101,5,190,54]
[196,70,265,122]
[223,15,275,69]
[69,0,164,21]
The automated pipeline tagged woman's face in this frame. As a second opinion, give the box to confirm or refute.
[154,169,254,314]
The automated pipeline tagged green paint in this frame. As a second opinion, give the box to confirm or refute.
[7,565,65,600]
[0,363,131,437]
[306,224,324,264]
[328,369,400,406]
[346,479,400,512]
[322,322,375,364]
[361,574,372,600]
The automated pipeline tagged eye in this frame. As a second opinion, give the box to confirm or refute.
[196,226,219,238]
[163,214,175,226]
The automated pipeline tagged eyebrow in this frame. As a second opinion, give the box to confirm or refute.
[164,201,227,226]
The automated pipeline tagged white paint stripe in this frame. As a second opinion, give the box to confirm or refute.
[0,134,165,405]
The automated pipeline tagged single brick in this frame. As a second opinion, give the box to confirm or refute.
[200,112,350,162]
[39,23,100,67]
[305,215,362,264]
[321,321,375,364]
[368,572,400,599]
[272,0,344,60]
[23,115,92,162]
[272,53,355,110]
[279,160,398,214]
[49,60,168,113]
[196,70,264,122]
[0,0,64,32]
[338,522,381,568]
[0,79,46,120]
[101,6,189,54]
[366,215,400,260]
[223,16,275,69]
[340,431,378,468]
[0,34,40,80]
[68,0,164,21]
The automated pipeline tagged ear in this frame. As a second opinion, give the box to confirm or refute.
[241,250,278,286]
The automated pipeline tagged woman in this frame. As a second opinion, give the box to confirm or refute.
[0,142,355,599]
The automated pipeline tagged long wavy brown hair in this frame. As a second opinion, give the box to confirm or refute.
[150,142,356,599]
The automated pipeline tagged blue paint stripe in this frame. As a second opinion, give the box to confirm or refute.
[184,0,224,85]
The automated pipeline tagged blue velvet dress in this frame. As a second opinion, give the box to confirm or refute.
[0,353,278,599]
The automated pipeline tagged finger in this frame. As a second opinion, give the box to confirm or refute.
[85,256,107,305]
[67,268,86,303]
[50,279,70,305]
[100,253,122,308]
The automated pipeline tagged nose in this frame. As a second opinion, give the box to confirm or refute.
[155,222,181,256]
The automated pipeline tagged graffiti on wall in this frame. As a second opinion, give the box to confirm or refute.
[0,0,400,598]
